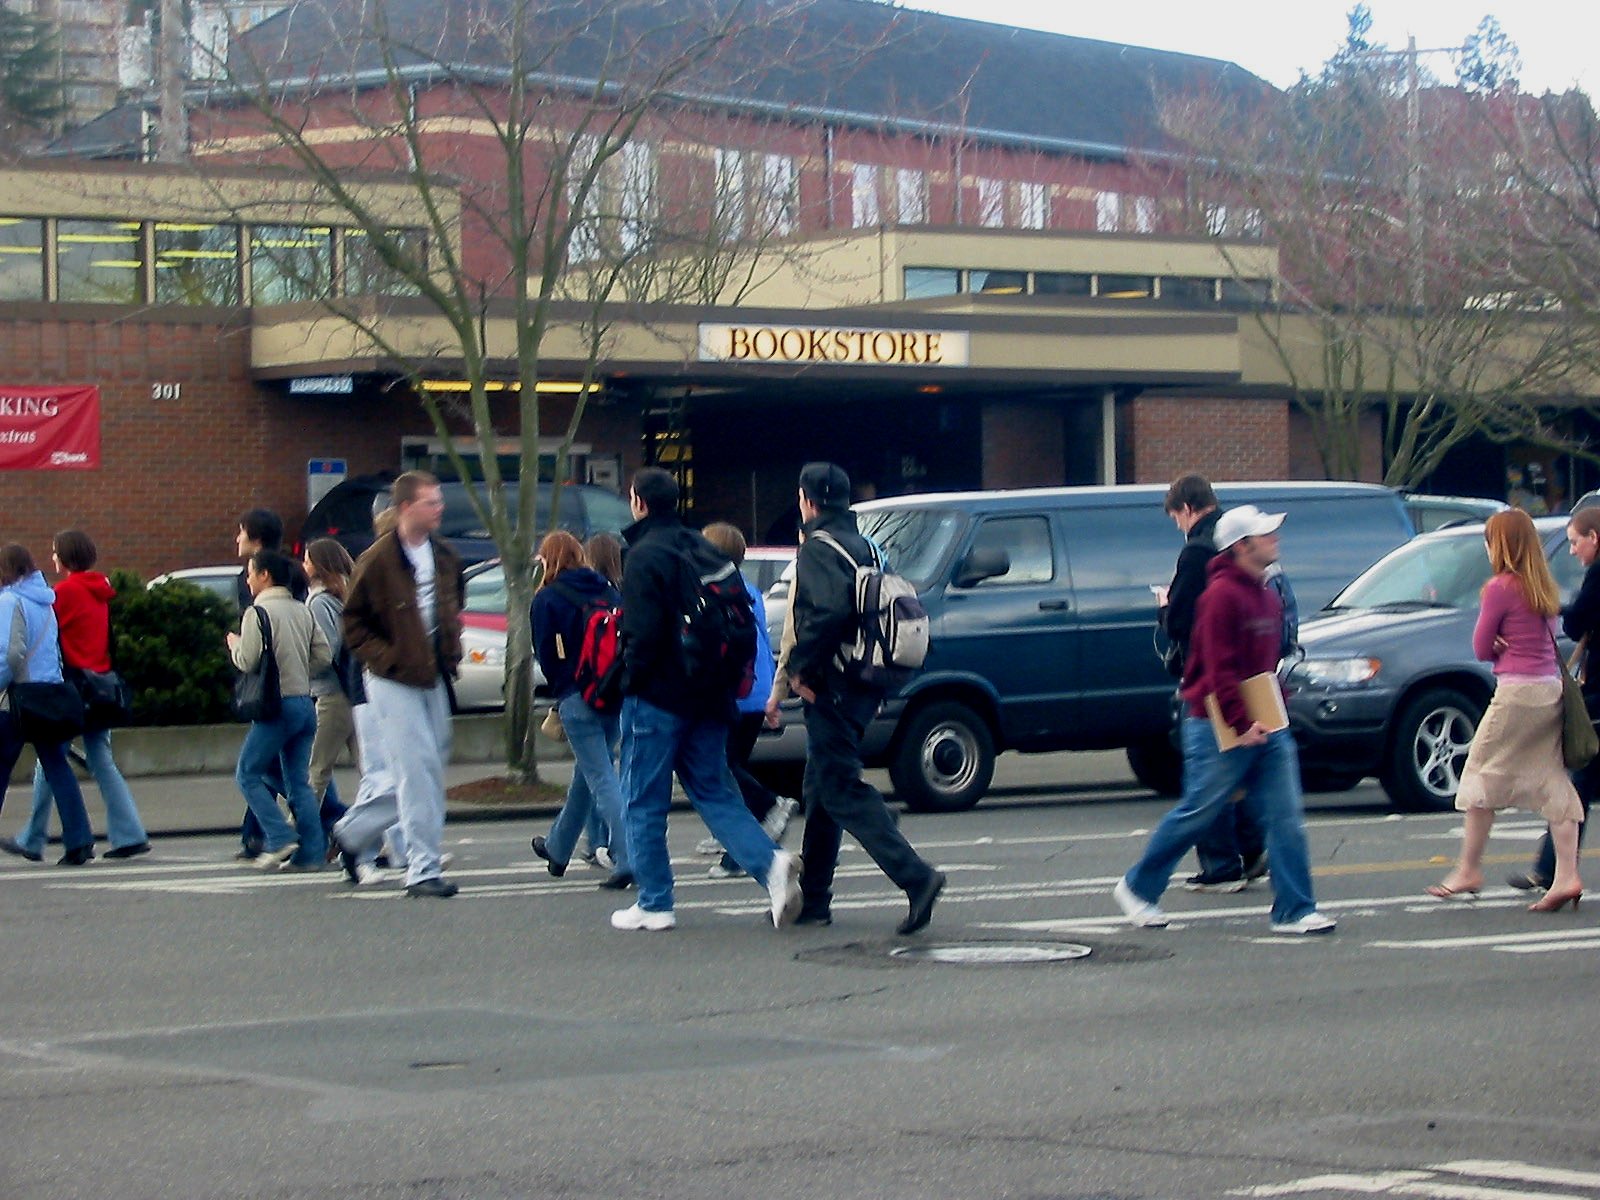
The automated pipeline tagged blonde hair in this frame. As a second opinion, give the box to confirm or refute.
[1485,509,1559,617]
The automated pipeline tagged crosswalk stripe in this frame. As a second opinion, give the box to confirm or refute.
[1369,929,1598,951]
[1233,1161,1600,1198]
[1433,1162,1600,1190]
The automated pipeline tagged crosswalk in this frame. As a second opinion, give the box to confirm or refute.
[1233,1159,1600,1198]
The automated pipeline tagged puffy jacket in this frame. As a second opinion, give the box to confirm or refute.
[0,571,66,689]
[790,507,875,693]
[533,566,620,701]
[54,570,115,673]
[1180,553,1284,735]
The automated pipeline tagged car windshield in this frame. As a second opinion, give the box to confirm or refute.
[463,563,506,613]
[856,507,965,589]
[1329,534,1492,611]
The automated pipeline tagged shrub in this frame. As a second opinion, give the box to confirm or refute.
[108,569,237,726]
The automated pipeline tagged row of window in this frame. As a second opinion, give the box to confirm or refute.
[903,267,1273,306]
[0,217,426,306]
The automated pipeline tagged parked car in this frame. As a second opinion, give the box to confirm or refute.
[452,559,551,711]
[148,565,241,607]
[755,482,1416,812]
[1286,515,1583,812]
[1401,492,1508,533]
[300,478,632,567]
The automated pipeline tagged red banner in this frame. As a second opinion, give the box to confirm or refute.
[0,385,100,470]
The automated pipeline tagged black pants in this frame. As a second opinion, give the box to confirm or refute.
[799,683,934,911]
[727,711,780,821]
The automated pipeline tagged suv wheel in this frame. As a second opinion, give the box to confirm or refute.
[1379,686,1483,812]
[1126,735,1183,796]
[890,701,995,813]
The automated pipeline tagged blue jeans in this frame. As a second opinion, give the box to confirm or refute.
[235,694,324,866]
[1123,719,1318,924]
[0,712,93,852]
[621,696,778,913]
[21,727,146,852]
[545,693,629,873]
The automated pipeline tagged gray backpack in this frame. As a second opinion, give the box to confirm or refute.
[811,531,930,687]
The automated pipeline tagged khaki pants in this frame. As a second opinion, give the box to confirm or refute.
[309,691,357,800]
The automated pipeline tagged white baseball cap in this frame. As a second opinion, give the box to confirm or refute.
[1214,504,1286,551]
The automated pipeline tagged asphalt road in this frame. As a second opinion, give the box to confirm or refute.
[2,765,1597,1200]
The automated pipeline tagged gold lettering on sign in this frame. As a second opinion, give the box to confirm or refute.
[699,324,968,367]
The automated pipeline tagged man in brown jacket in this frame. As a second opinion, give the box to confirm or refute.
[335,472,464,898]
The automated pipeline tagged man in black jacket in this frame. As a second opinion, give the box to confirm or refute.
[1159,475,1266,892]
[610,467,802,933]
[788,462,944,934]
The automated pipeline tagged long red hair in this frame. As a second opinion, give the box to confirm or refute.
[1484,509,1559,617]
[536,530,585,588]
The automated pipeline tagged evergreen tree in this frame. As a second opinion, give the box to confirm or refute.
[0,7,65,154]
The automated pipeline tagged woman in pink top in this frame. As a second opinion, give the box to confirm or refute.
[1429,510,1584,911]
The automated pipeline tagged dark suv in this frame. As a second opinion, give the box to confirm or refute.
[301,477,631,566]
[758,482,1415,812]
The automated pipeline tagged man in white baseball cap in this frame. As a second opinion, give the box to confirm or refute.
[1212,504,1285,552]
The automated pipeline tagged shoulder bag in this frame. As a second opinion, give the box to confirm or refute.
[232,606,282,723]
[5,602,85,746]
[64,603,134,730]
[1550,629,1597,770]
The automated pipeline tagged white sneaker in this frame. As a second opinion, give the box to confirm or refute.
[354,862,390,887]
[761,797,801,842]
[593,846,615,871]
[695,836,723,856]
[766,849,803,928]
[1270,911,1337,936]
[1113,878,1169,928]
[610,904,676,932]
[707,861,746,879]
[250,843,299,871]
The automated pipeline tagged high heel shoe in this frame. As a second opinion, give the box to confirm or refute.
[1528,888,1582,913]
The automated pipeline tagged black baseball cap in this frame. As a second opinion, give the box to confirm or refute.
[799,462,851,509]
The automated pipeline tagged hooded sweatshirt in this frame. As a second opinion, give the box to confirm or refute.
[532,566,621,700]
[1180,552,1284,735]
[54,570,116,673]
[0,571,66,690]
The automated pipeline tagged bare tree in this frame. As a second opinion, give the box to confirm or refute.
[186,0,854,779]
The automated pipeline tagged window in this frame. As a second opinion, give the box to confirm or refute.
[1220,278,1272,307]
[903,267,960,299]
[975,177,1004,228]
[57,219,142,303]
[1130,195,1155,233]
[1017,181,1047,230]
[343,227,425,297]
[153,221,238,305]
[1095,191,1120,232]
[1203,203,1229,237]
[0,218,44,301]
[856,507,967,591]
[1157,277,1216,306]
[618,141,656,254]
[1098,274,1153,300]
[758,153,797,237]
[567,134,602,264]
[967,269,1025,295]
[851,164,881,228]
[1034,271,1092,297]
[713,148,747,239]
[896,168,928,224]
[970,516,1055,586]
[249,223,332,304]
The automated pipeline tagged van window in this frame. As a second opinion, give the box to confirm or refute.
[857,507,965,590]
[970,516,1055,585]
[1064,507,1178,590]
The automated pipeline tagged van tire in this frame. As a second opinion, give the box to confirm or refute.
[890,702,995,813]
[1379,686,1482,812]
[1126,735,1183,797]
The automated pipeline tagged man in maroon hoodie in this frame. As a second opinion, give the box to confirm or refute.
[1114,506,1335,936]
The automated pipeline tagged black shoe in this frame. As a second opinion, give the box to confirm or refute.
[597,871,635,891]
[339,849,360,884]
[104,841,151,860]
[897,871,945,936]
[795,906,832,926]
[57,845,95,867]
[405,876,459,898]
[531,835,565,878]
[0,836,42,863]
[1507,871,1551,892]
[1242,850,1270,882]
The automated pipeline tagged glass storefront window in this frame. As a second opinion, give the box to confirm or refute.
[57,219,143,303]
[0,218,44,300]
[1098,274,1153,300]
[154,222,239,305]
[1158,277,1217,306]
[904,267,960,299]
[967,269,1026,295]
[249,223,332,304]
[344,227,426,296]
[1033,272,1092,297]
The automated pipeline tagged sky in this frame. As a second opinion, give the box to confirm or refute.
[901,1,1600,95]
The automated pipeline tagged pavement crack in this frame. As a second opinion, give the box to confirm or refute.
[677,984,900,1023]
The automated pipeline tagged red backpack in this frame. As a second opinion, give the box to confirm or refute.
[552,583,625,713]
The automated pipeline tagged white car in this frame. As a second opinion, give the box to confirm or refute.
[454,560,547,712]
[148,565,241,607]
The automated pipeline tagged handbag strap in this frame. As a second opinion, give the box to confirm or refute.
[253,604,275,661]
[1548,627,1577,683]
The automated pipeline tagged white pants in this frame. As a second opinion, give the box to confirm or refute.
[334,673,451,885]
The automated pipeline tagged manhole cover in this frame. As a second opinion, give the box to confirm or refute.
[889,942,1092,965]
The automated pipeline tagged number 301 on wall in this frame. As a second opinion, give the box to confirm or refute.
[151,382,181,401]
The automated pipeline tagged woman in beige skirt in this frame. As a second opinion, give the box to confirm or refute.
[1429,510,1584,911]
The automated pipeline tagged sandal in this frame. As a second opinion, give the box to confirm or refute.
[1426,881,1481,900]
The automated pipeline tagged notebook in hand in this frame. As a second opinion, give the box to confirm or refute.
[1204,672,1288,751]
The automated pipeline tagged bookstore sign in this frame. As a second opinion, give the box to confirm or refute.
[698,323,969,368]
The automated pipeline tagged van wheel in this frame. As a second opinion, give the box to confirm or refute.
[1379,686,1483,812]
[890,702,995,813]
[1126,735,1182,797]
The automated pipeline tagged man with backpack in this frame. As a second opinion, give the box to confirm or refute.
[610,467,803,932]
[788,462,945,935]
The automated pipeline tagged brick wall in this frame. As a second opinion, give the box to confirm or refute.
[1123,394,1290,483]
[981,400,1066,489]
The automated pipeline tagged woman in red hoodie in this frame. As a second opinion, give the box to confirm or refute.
[0,530,150,863]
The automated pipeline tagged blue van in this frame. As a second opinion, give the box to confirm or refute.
[771,482,1414,812]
